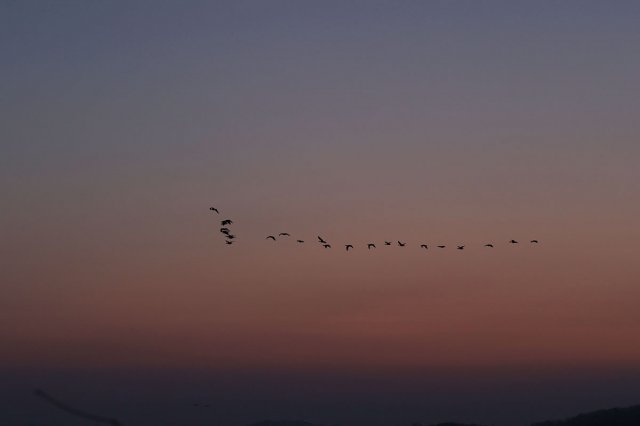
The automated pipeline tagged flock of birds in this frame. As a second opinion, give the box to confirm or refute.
[210,206,540,251]
[210,207,237,245]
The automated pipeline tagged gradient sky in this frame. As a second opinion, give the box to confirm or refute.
[2,1,640,425]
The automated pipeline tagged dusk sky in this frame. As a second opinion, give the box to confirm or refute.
[2,1,640,425]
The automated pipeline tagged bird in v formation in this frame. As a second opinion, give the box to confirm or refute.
[210,204,539,251]
[258,236,538,251]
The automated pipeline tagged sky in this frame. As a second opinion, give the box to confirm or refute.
[2,1,640,425]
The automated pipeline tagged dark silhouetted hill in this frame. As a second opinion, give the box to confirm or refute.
[412,423,487,426]
[425,423,487,426]
[247,421,323,426]
[244,406,640,426]
[531,404,640,426]
[247,422,486,426]
[248,422,486,426]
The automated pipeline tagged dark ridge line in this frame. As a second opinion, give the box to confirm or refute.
[34,389,122,426]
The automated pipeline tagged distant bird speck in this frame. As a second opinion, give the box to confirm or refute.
[531,239,539,243]
[209,207,219,213]
[397,241,406,247]
[484,244,494,248]
[437,245,446,248]
[367,243,376,249]
[323,244,331,249]
[345,244,354,251]
[266,235,276,240]
[457,245,465,250]
[279,232,290,236]
[221,219,233,226]
[297,240,304,243]
[510,239,518,244]
[384,241,392,246]
[420,244,428,249]
[318,236,327,244]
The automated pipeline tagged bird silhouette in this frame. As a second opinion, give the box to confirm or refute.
[510,239,518,244]
[323,244,331,249]
[266,235,276,240]
[457,245,465,250]
[530,239,539,243]
[384,241,392,246]
[420,244,428,249]
[318,236,327,244]
[345,244,354,251]
[437,245,446,248]
[226,234,236,239]
[279,232,290,236]
[225,240,233,245]
[297,240,304,243]
[220,227,231,234]
[484,244,494,248]
[367,243,376,249]
[209,207,219,213]
[221,219,233,226]
[397,241,406,247]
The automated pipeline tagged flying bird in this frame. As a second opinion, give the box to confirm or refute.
[225,240,233,245]
[226,234,236,239]
[397,241,406,247]
[420,244,428,249]
[221,219,233,226]
[209,207,219,213]
[297,240,304,243]
[345,244,354,251]
[318,236,327,244]
[457,245,465,250]
[266,235,276,240]
[484,244,494,248]
[384,241,392,246]
[437,245,446,248]
[220,227,230,234]
[510,239,518,244]
[279,232,290,236]
[530,239,539,243]
[323,244,331,249]
[367,243,376,249]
